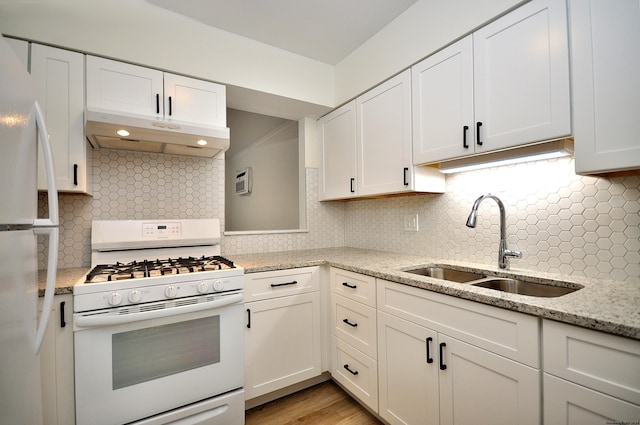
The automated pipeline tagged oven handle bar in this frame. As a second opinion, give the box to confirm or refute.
[74,293,243,328]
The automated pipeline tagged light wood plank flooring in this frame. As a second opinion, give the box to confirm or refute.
[245,380,383,425]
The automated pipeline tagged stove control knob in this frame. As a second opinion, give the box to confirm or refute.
[107,292,123,306]
[197,281,210,294]
[164,285,178,299]
[128,289,142,303]
[213,279,224,291]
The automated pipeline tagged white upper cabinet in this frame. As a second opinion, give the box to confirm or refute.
[163,73,226,127]
[412,0,571,165]
[473,0,571,151]
[570,0,640,175]
[86,56,226,127]
[319,70,444,201]
[412,36,474,164]
[31,44,91,194]
[318,101,357,200]
[357,70,412,196]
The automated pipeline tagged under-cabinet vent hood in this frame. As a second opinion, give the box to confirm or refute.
[85,108,230,158]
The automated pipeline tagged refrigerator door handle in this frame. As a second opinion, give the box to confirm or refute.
[33,227,59,354]
[32,101,59,227]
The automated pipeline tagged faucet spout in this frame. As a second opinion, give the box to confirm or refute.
[466,194,521,269]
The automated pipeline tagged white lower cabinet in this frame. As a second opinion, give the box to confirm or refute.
[39,294,75,425]
[542,319,640,424]
[377,279,540,425]
[244,267,321,401]
[329,267,378,412]
[378,311,439,425]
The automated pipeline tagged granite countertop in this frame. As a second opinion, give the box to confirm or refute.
[40,247,640,340]
[231,247,640,341]
[38,267,89,297]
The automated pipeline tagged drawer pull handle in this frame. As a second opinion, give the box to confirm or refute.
[270,280,298,288]
[342,318,358,328]
[463,125,469,149]
[350,178,355,193]
[343,364,359,376]
[342,282,357,289]
[60,301,67,328]
[426,336,433,364]
[246,308,251,329]
[439,342,447,370]
[403,167,409,186]
[476,121,483,146]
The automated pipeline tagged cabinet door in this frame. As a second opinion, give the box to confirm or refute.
[357,70,412,196]
[570,0,640,174]
[318,100,357,200]
[86,56,163,118]
[163,73,226,127]
[544,374,640,425]
[244,292,321,400]
[412,36,474,164]
[438,335,540,425]
[31,45,90,193]
[39,295,75,425]
[473,0,570,153]
[378,311,439,425]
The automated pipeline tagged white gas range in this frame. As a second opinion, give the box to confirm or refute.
[73,219,245,425]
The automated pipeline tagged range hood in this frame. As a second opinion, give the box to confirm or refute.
[85,108,230,158]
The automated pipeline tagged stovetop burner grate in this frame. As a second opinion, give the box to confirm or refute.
[85,255,236,283]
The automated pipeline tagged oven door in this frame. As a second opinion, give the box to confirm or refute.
[74,299,244,425]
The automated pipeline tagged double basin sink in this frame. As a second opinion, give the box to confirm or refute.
[403,266,580,298]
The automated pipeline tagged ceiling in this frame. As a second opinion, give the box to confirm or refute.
[147,0,418,65]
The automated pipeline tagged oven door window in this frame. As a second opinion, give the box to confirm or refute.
[112,316,220,389]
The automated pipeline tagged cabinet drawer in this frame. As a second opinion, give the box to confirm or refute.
[377,279,539,367]
[331,336,378,412]
[543,319,640,405]
[244,267,319,302]
[330,268,376,307]
[332,294,377,359]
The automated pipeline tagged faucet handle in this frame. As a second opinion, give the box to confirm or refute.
[504,249,522,259]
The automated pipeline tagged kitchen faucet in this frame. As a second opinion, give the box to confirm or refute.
[466,194,522,269]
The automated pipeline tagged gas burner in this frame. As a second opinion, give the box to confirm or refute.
[85,255,236,284]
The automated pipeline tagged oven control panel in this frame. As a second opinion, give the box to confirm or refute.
[143,222,181,237]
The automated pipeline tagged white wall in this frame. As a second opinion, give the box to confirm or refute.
[225,123,299,231]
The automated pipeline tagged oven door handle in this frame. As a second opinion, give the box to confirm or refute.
[74,293,243,328]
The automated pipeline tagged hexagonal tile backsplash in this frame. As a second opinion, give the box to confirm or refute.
[39,150,639,283]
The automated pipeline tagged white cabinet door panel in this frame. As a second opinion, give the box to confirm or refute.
[378,311,439,425]
[163,73,226,127]
[86,56,163,118]
[318,101,357,200]
[473,0,570,152]
[571,0,640,174]
[439,335,540,425]
[244,292,321,400]
[412,36,474,164]
[31,44,89,193]
[357,70,412,196]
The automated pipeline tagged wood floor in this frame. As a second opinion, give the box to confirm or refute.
[245,380,384,425]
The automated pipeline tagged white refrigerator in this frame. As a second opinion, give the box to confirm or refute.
[0,35,60,424]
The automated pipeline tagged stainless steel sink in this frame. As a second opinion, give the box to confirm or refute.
[405,267,486,283]
[471,278,579,297]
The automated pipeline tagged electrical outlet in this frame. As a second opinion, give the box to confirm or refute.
[404,214,419,232]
